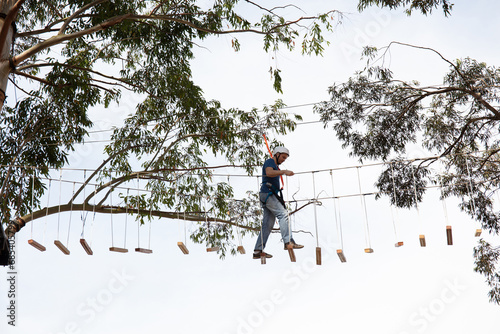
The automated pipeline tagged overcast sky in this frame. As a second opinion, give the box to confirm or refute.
[2,1,500,334]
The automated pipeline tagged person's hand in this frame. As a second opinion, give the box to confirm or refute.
[283,170,294,176]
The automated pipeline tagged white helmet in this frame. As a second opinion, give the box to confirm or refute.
[272,146,290,156]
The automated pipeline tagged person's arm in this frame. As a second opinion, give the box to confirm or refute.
[265,167,294,177]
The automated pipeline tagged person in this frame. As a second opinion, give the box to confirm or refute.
[253,146,304,259]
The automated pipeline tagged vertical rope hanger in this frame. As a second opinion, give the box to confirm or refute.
[176,171,189,255]
[56,170,62,241]
[330,170,346,263]
[357,167,373,253]
[43,179,51,244]
[124,188,129,248]
[136,179,140,246]
[466,157,482,237]
[80,169,93,253]
[124,189,130,250]
[79,182,93,255]
[148,203,153,251]
[69,182,76,244]
[28,171,46,252]
[136,172,152,254]
[257,176,266,265]
[390,163,404,247]
[411,164,426,247]
[30,170,34,238]
[54,169,70,255]
[110,186,114,245]
[228,175,245,255]
[205,196,220,252]
[285,176,296,262]
[80,170,88,239]
[438,173,453,245]
[312,172,321,265]
[109,182,128,253]
[90,184,96,247]
[15,168,24,218]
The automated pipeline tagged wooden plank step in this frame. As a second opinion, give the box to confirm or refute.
[54,240,70,255]
[446,226,453,245]
[419,235,426,247]
[316,247,322,265]
[28,239,46,252]
[80,239,93,255]
[337,249,347,263]
[135,248,153,254]
[109,247,128,253]
[177,242,189,254]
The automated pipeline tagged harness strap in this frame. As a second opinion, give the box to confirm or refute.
[261,182,286,208]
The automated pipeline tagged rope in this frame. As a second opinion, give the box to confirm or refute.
[137,174,140,248]
[65,181,72,248]
[110,187,114,247]
[357,167,372,249]
[43,179,52,244]
[89,184,97,247]
[57,169,62,240]
[69,182,75,241]
[263,133,284,188]
[312,172,319,248]
[148,204,153,249]
[389,163,401,243]
[80,170,88,236]
[25,159,490,205]
[330,170,344,250]
[176,172,186,246]
[2,147,498,177]
[228,175,243,247]
[286,175,292,244]
[183,210,187,246]
[258,176,263,253]
[337,197,344,250]
[465,157,477,215]
[411,164,424,234]
[204,196,212,248]
[30,171,34,239]
[15,169,24,216]
[124,188,129,248]
[438,174,450,226]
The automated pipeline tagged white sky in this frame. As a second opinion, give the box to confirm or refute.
[2,1,500,334]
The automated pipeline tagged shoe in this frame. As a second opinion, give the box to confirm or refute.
[284,242,304,250]
[253,251,273,259]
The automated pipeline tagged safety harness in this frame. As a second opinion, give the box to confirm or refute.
[261,182,286,208]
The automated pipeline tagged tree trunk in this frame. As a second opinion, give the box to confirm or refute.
[0,0,17,109]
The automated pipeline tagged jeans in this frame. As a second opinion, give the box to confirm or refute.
[254,192,294,251]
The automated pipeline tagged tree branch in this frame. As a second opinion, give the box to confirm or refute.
[18,203,258,232]
[440,116,495,157]
[13,13,132,66]
[59,0,109,35]
[0,0,24,57]
[70,144,146,203]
